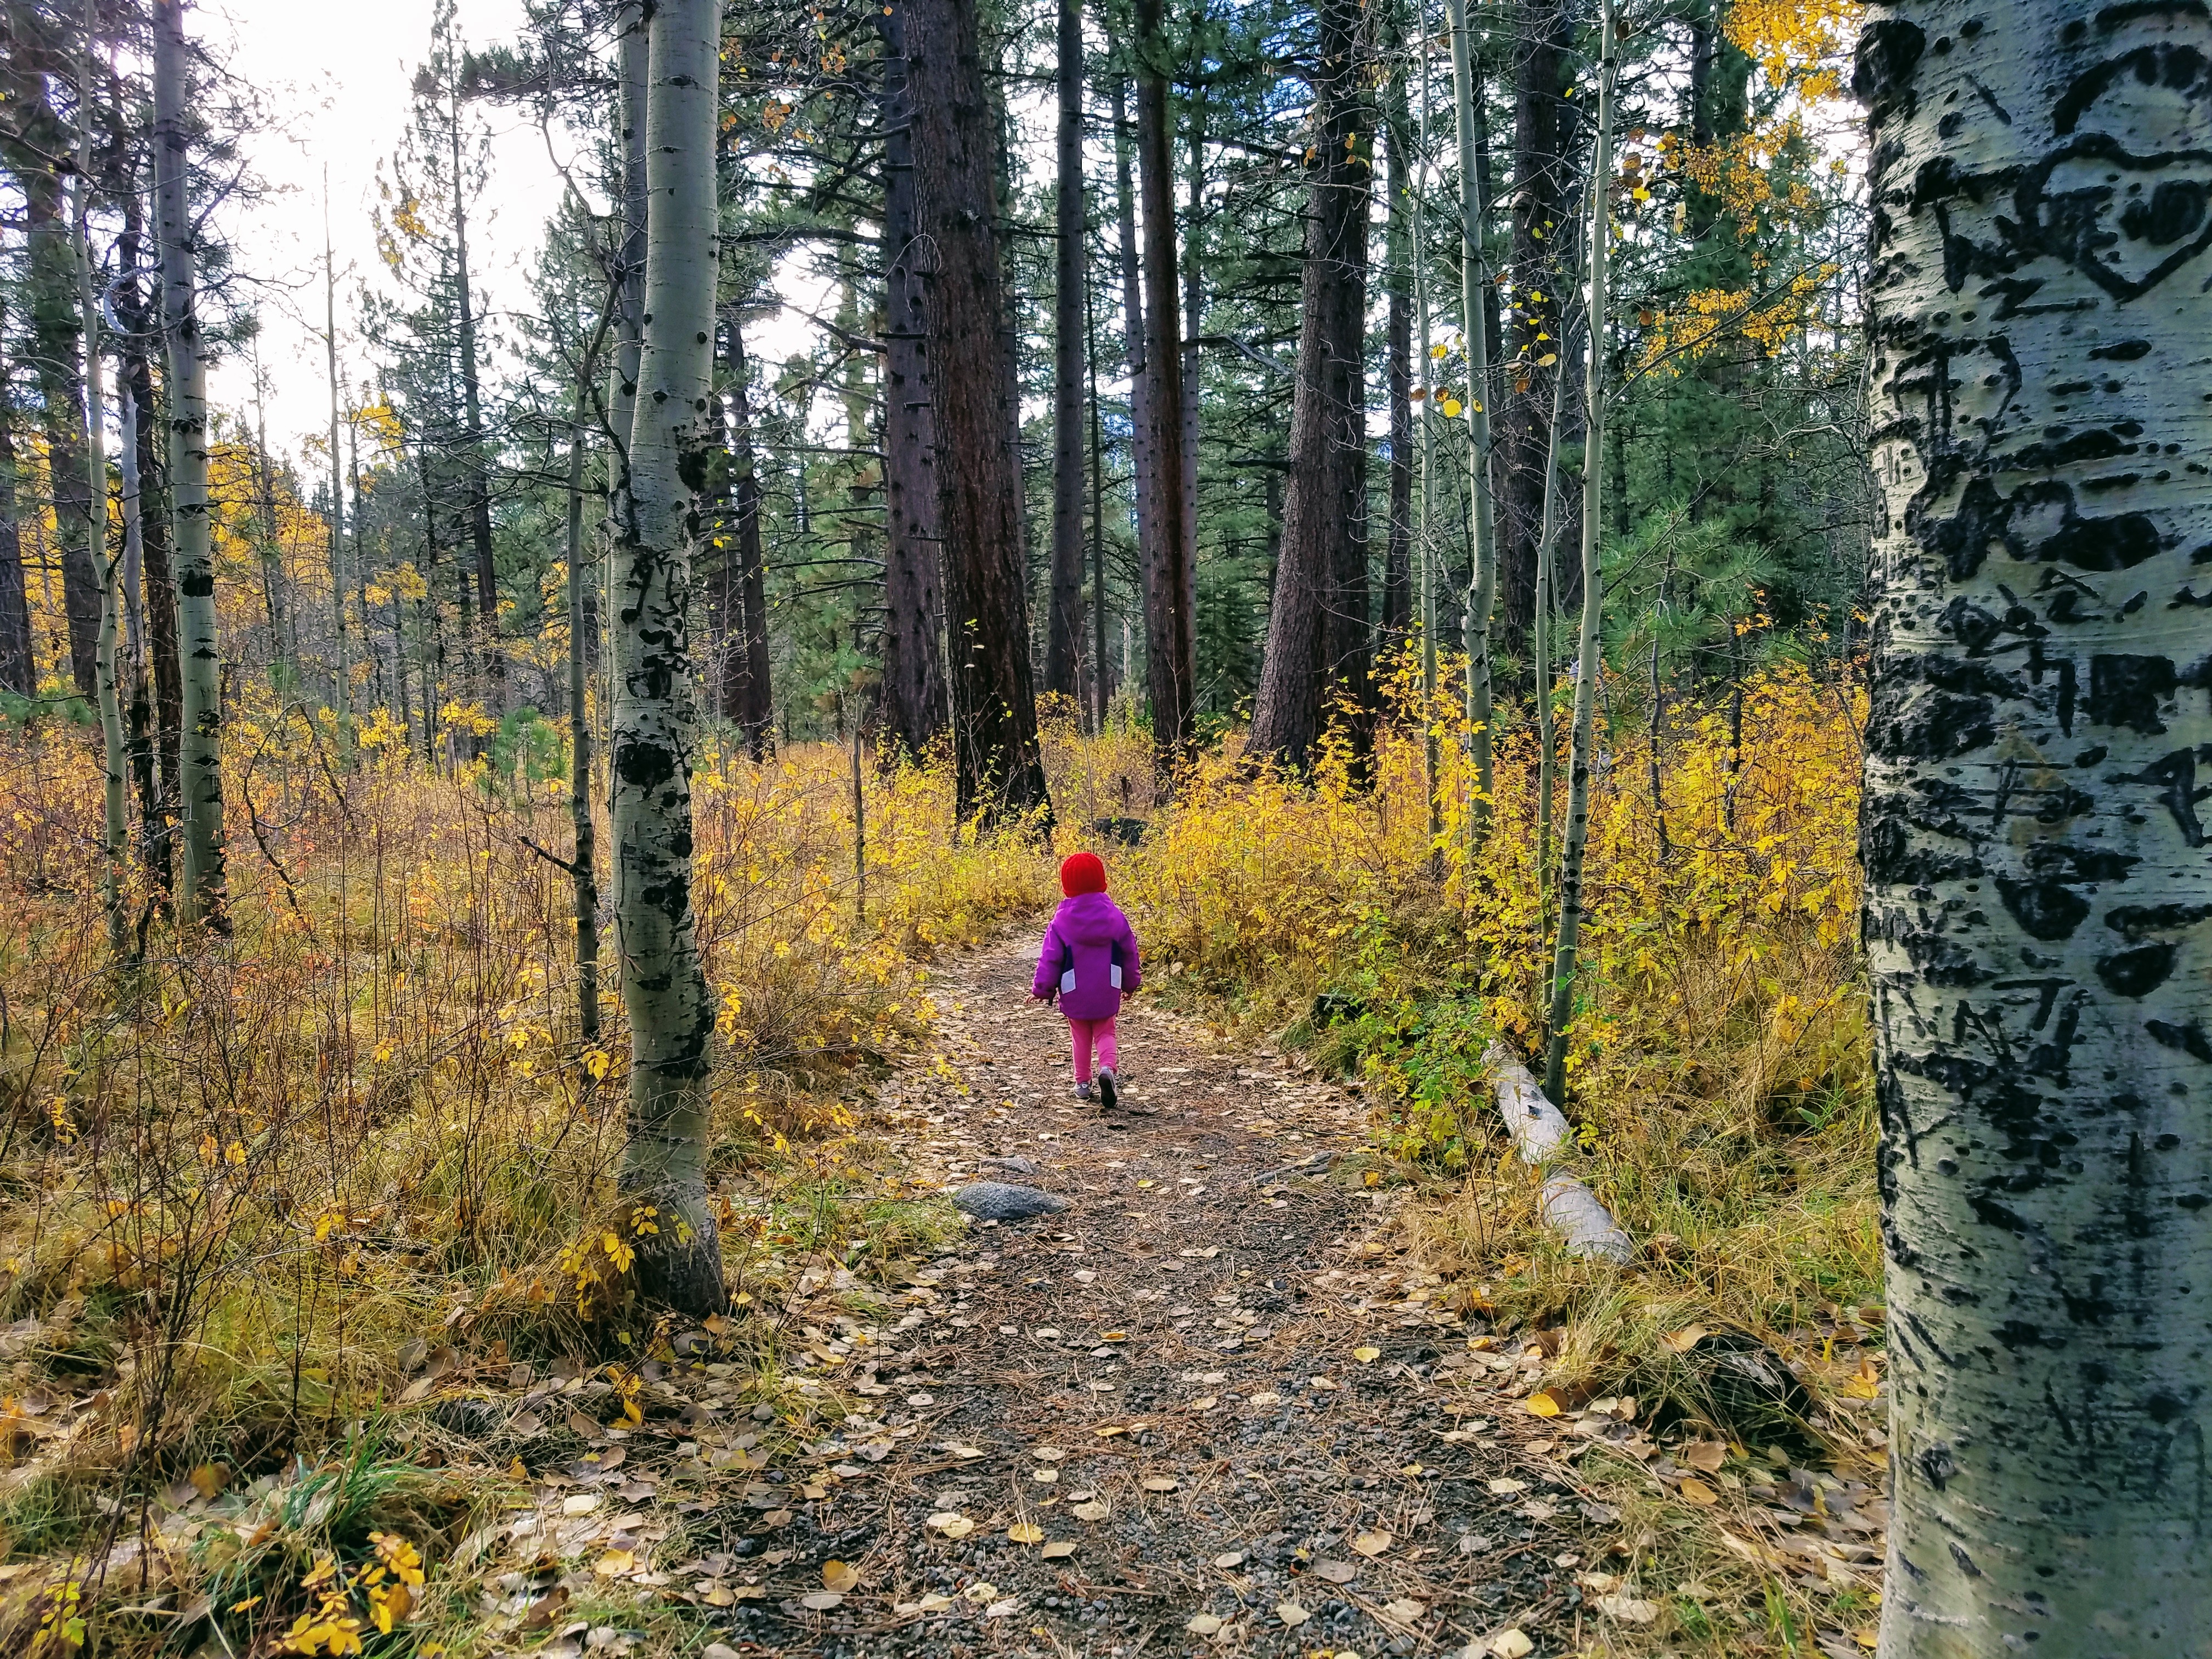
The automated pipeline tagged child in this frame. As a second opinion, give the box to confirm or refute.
[1031,851,1143,1107]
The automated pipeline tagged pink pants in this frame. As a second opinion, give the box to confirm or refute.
[1066,1016,1118,1082]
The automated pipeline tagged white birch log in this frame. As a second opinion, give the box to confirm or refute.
[1483,1042,1632,1261]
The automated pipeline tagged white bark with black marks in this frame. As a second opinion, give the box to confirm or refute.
[1858,4,2212,1651]
[613,0,725,1316]
[154,0,224,930]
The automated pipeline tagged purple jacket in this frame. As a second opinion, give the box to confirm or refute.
[1031,891,1143,1020]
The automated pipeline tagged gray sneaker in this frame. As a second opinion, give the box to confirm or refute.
[1096,1068,1119,1109]
[1074,1080,1094,1102]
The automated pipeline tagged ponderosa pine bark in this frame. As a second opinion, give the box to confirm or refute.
[1542,0,1614,1104]
[1112,76,1155,658]
[1382,66,1414,649]
[715,318,772,759]
[154,0,223,929]
[876,0,949,761]
[612,0,726,1315]
[0,354,32,698]
[907,0,1053,825]
[1134,0,1197,772]
[1857,5,2212,1651]
[1043,0,1087,703]
[1246,0,1373,772]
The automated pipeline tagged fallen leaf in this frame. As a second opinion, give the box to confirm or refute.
[1599,1594,1660,1624]
[1190,1396,1217,1411]
[1681,1440,1728,1473]
[799,1590,844,1611]
[511,1411,544,1437]
[762,1508,793,1527]
[1276,1600,1310,1627]
[561,1494,602,1516]
[822,1561,859,1593]
[1353,1346,1381,1363]
[963,1581,999,1603]
[1383,1598,1427,1623]
[1101,1330,1127,1341]
[1213,1550,1245,1568]
[1525,1390,1564,1418]
[1071,1500,1109,1521]
[1247,1392,1281,1407]
[1660,1325,1707,1354]
[1031,1468,1058,1482]
[1041,1542,1076,1560]
[941,1442,986,1459]
[1187,1612,1223,1635]
[1677,1477,1718,1506]
[984,1597,1018,1617]
[927,1512,975,1538]
[1094,1425,1128,1438]
[594,1550,635,1577]
[1487,1630,1534,1659]
[699,1587,736,1607]
[1006,1522,1044,1544]
[1351,1530,1392,1557]
[1315,1560,1356,1584]
[1486,1478,1528,1497]
[1308,1376,1339,1391]
[1141,1475,1178,1492]
[189,1463,228,1499]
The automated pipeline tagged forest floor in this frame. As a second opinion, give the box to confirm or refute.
[443,932,1602,1659]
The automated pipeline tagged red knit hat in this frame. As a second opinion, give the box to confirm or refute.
[1059,851,1107,897]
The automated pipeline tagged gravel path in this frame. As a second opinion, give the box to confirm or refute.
[675,932,1595,1658]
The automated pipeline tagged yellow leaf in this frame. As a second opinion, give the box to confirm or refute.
[1677,1477,1718,1506]
[1524,1390,1564,1418]
[1006,1522,1044,1544]
[594,1549,636,1576]
[1353,1345,1381,1363]
[822,1560,859,1592]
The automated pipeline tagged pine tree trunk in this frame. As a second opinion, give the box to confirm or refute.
[324,233,351,734]
[1493,0,1572,664]
[568,288,614,1047]
[1112,76,1154,658]
[1042,0,1087,702]
[907,0,1053,826]
[1447,0,1496,815]
[76,72,126,963]
[448,70,499,706]
[613,0,726,1316]
[1246,0,1372,772]
[114,199,182,845]
[719,320,774,759]
[0,364,32,697]
[1181,92,1204,592]
[1859,5,2212,1650]
[155,0,224,930]
[1542,0,1615,1105]
[1134,0,1197,772]
[876,0,950,761]
[24,160,99,697]
[1382,75,1414,650]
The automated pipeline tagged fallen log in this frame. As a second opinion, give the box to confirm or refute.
[1483,1042,1634,1262]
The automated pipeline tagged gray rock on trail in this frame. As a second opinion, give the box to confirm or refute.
[951,1181,1069,1221]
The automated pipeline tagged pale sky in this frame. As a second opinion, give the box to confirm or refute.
[202,0,574,472]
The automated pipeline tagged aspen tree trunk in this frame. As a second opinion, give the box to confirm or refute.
[1856,5,2212,1650]
[76,43,125,963]
[154,0,223,930]
[908,0,1054,825]
[607,2,646,543]
[1533,336,1567,928]
[1246,0,1373,771]
[1445,0,1496,817]
[612,0,726,1314]
[568,290,614,1047]
[1542,0,1613,1105]
[1043,0,1087,702]
[875,0,950,759]
[1134,0,1197,772]
[324,219,350,736]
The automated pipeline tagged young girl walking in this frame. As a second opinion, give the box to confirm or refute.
[1031,851,1143,1107]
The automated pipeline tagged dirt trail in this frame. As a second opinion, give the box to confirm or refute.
[682,932,1596,1658]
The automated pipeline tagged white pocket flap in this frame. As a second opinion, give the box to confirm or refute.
[1060,968,1076,994]
[1109,963,1123,989]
